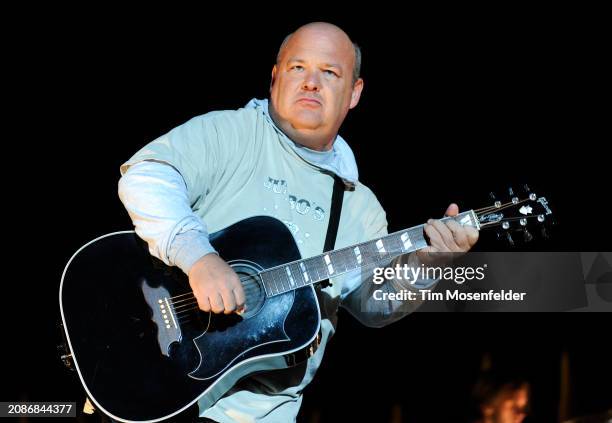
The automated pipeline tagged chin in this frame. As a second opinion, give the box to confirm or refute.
[290,112,324,130]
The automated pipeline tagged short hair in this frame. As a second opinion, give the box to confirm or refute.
[276,33,362,84]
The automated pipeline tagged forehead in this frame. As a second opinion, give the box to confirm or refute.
[280,30,354,68]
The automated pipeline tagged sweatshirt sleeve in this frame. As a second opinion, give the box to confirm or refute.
[118,160,217,274]
[118,110,255,274]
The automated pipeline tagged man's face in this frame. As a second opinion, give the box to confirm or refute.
[270,26,363,151]
[484,386,529,423]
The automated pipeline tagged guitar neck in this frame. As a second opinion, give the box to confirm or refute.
[260,210,480,297]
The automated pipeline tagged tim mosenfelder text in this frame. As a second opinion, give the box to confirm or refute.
[371,263,527,302]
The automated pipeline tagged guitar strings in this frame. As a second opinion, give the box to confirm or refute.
[171,280,263,318]
[172,285,262,315]
[169,279,262,307]
[169,203,537,321]
[478,214,543,229]
[172,255,407,320]
[169,274,260,301]
[474,198,530,215]
[170,202,533,321]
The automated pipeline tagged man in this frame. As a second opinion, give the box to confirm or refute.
[472,370,530,423]
[119,22,478,422]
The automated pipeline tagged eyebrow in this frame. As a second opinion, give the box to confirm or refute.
[286,58,343,70]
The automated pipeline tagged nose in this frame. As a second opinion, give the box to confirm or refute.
[301,70,321,92]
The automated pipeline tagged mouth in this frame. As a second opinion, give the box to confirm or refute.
[296,97,322,106]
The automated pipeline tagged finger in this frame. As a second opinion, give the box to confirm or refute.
[209,292,225,314]
[446,220,468,250]
[444,203,459,217]
[416,246,435,265]
[220,287,237,315]
[429,219,459,251]
[197,295,211,313]
[233,284,246,311]
[465,226,480,247]
[424,222,446,251]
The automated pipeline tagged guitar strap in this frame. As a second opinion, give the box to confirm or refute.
[284,174,347,367]
[324,174,346,252]
[319,174,346,288]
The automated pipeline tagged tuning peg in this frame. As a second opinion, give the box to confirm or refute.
[509,187,519,204]
[524,184,537,201]
[523,228,533,242]
[506,232,515,247]
[489,192,501,208]
[540,226,550,240]
[490,192,502,208]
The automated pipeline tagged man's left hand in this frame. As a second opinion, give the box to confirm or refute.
[416,203,479,266]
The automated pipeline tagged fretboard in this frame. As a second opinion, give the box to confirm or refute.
[260,210,480,297]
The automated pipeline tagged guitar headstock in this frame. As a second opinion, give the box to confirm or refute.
[475,184,555,246]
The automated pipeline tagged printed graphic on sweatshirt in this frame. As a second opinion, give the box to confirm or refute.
[263,176,326,245]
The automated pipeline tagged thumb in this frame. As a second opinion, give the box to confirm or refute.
[444,203,459,217]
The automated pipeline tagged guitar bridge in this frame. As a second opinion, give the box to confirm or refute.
[141,279,183,357]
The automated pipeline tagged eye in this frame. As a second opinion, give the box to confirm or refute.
[323,69,339,77]
[290,65,304,72]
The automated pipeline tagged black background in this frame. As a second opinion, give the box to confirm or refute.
[8,7,611,423]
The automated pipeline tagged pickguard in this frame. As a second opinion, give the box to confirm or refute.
[188,290,294,380]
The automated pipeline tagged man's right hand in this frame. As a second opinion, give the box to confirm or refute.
[188,254,246,314]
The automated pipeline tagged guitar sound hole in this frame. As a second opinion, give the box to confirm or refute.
[230,260,265,319]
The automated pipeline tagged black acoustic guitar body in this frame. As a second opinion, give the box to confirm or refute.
[61,196,534,422]
[60,216,321,422]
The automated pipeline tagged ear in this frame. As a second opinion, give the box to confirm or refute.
[349,78,364,109]
[270,65,278,92]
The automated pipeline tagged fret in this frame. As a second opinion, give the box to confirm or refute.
[329,251,343,276]
[272,268,287,294]
[323,254,334,276]
[330,249,348,274]
[353,246,363,266]
[258,212,480,297]
[385,233,405,257]
[305,257,319,283]
[304,257,316,282]
[380,239,394,263]
[351,246,362,268]
[262,270,279,296]
[359,240,378,267]
[260,272,272,296]
[375,239,386,255]
[285,266,296,289]
[299,262,310,283]
[279,267,291,293]
[290,262,306,287]
[370,239,387,262]
[308,256,326,283]
[341,247,359,272]
[408,226,428,250]
[345,247,357,270]
[399,231,413,252]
